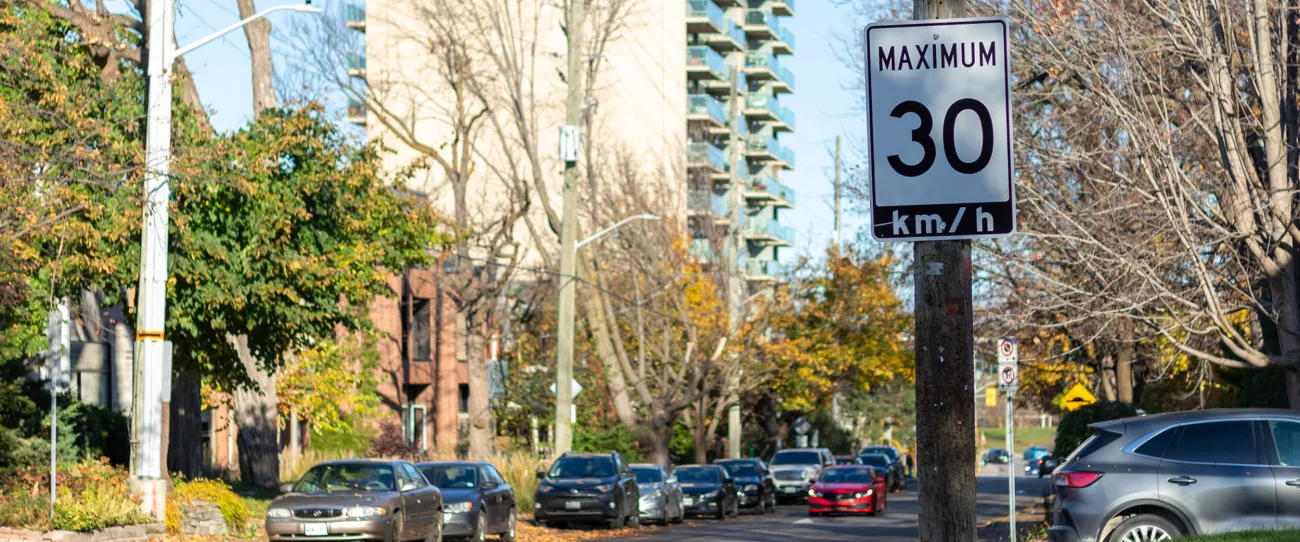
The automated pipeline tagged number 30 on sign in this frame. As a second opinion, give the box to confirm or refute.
[864,18,1015,241]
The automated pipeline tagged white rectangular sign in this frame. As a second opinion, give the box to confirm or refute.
[864,17,1015,241]
[997,336,1018,391]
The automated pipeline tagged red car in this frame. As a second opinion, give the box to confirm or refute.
[807,466,888,517]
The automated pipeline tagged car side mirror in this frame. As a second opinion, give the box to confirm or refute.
[400,481,418,492]
[666,477,677,484]
[536,471,546,480]
[279,483,295,494]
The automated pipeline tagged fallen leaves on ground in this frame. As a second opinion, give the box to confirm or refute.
[516,515,706,541]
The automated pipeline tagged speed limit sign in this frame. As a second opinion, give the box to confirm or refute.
[864,18,1015,241]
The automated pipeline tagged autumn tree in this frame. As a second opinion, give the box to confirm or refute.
[977,0,1300,405]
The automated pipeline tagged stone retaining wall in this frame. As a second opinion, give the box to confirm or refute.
[0,523,166,542]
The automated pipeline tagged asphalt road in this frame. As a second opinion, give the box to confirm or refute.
[613,464,1053,542]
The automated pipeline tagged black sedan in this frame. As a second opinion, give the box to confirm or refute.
[855,454,900,493]
[983,448,1011,465]
[417,461,516,542]
[714,459,776,514]
[674,465,738,520]
[858,446,906,491]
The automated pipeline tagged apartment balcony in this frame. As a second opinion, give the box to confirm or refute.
[761,0,794,16]
[688,190,730,223]
[711,0,741,7]
[704,18,745,52]
[346,52,366,78]
[744,10,780,41]
[687,46,727,81]
[689,238,715,263]
[771,22,795,55]
[744,135,794,169]
[687,94,727,130]
[745,258,784,281]
[688,142,729,176]
[743,93,795,133]
[745,215,795,246]
[745,174,795,208]
[687,0,725,34]
[347,99,366,126]
[345,4,365,31]
[701,66,745,97]
[744,51,794,93]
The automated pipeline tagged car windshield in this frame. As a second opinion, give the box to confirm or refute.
[548,457,615,479]
[771,451,820,466]
[294,464,396,493]
[420,466,477,489]
[821,469,875,484]
[718,462,760,477]
[858,454,889,467]
[674,468,720,483]
[861,447,897,461]
[835,457,858,465]
[631,467,662,484]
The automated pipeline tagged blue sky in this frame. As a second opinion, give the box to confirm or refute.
[169,0,869,258]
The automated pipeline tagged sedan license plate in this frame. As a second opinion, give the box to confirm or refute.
[782,487,797,493]
[682,497,694,506]
[565,500,581,510]
[303,524,328,537]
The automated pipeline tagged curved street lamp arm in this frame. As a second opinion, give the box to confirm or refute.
[575,213,660,250]
[173,4,322,60]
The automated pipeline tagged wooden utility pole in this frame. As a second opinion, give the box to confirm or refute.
[553,0,586,456]
[911,1,977,541]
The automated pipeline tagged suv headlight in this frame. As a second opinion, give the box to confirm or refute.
[743,484,757,492]
[802,468,818,479]
[444,502,472,514]
[594,484,614,492]
[642,489,663,500]
[266,508,291,519]
[345,506,385,518]
[809,490,822,498]
[702,490,719,499]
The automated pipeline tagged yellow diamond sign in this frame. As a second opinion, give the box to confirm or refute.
[1061,384,1097,411]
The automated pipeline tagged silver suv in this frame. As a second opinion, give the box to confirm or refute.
[1049,409,1300,542]
[768,448,834,502]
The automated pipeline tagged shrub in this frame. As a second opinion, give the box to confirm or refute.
[52,479,147,532]
[0,493,49,531]
[167,478,253,536]
[368,422,424,460]
[573,422,642,463]
[1053,401,1141,457]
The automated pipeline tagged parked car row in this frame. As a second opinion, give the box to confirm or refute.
[264,458,517,542]
[261,446,896,542]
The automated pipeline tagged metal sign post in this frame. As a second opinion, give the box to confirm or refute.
[998,337,1019,542]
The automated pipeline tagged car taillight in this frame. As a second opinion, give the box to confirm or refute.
[1054,472,1102,488]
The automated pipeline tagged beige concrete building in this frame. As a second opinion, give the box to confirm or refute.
[339,0,798,449]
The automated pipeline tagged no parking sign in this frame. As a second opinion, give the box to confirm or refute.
[997,336,1017,391]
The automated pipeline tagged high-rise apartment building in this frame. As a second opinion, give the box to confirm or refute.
[344,0,795,292]
[339,0,795,448]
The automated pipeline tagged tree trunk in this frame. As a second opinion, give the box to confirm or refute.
[1100,355,1117,402]
[1117,327,1135,404]
[232,335,280,487]
[647,422,671,467]
[235,0,276,113]
[466,310,494,459]
[692,404,710,464]
[168,370,204,478]
[579,286,638,429]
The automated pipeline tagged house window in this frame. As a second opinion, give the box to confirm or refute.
[459,384,470,413]
[411,298,431,361]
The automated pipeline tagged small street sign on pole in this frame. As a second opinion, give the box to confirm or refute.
[997,336,1018,542]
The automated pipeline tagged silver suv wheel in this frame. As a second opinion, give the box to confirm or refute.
[1109,514,1179,542]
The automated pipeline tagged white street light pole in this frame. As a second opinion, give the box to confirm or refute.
[130,0,320,517]
[553,213,659,456]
